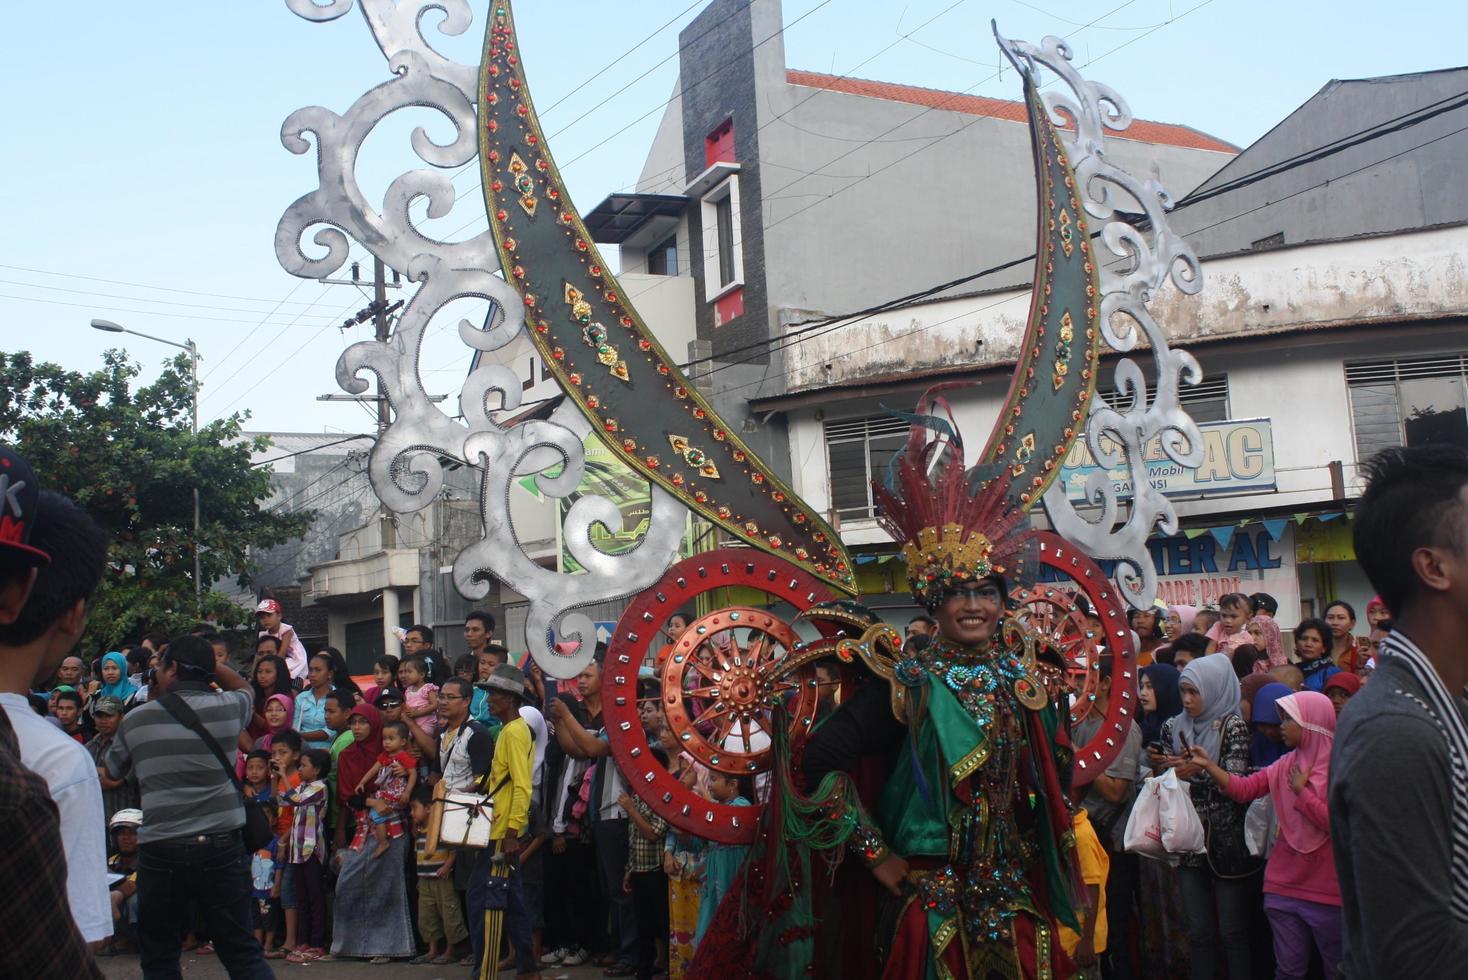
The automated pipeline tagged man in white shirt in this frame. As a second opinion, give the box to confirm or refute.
[0,489,112,944]
[255,597,308,684]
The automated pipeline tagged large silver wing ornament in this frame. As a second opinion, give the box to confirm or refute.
[1007,34,1209,609]
[275,0,684,677]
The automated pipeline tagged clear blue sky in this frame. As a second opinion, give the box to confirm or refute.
[4,0,1463,434]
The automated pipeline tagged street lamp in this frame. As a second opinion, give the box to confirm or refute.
[90,318,203,607]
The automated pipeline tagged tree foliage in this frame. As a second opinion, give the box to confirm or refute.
[0,348,313,649]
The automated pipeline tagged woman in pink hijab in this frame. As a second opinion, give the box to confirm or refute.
[1184,691,1340,980]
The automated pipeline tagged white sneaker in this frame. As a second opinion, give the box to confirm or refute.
[540,947,567,965]
[560,948,588,967]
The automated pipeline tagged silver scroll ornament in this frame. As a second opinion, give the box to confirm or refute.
[1001,32,1207,609]
[275,0,684,677]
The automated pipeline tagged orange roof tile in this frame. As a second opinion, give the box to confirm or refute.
[786,69,1237,154]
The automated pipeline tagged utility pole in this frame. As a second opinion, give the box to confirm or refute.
[372,257,395,549]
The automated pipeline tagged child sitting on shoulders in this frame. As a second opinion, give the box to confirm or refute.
[354,720,418,859]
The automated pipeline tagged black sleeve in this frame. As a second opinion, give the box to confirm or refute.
[467,725,494,777]
[800,680,907,791]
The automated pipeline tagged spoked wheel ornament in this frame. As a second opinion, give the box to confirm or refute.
[602,549,834,843]
[1024,534,1138,785]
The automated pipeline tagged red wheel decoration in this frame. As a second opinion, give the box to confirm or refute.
[602,549,834,844]
[1023,533,1138,785]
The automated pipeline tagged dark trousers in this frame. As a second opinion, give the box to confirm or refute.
[291,856,326,950]
[629,870,668,980]
[592,819,636,962]
[1102,848,1139,980]
[1178,865,1256,980]
[544,838,599,952]
[138,832,273,980]
[498,858,538,976]
[465,850,492,973]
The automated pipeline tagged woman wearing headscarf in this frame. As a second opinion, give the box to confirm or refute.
[1161,654,1259,980]
[1136,662,1190,978]
[1157,605,1199,664]
[1185,691,1340,980]
[1248,682,1294,769]
[325,703,415,964]
[1322,673,1362,717]
[250,654,294,739]
[95,651,139,704]
[1246,615,1288,669]
[238,693,296,778]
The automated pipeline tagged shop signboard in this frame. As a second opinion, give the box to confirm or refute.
[1060,417,1276,502]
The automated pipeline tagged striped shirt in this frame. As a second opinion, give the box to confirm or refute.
[104,683,254,844]
[1377,632,1468,920]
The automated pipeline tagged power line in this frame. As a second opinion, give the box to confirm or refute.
[0,278,342,319]
[0,262,350,307]
[0,291,347,329]
[203,299,363,421]
[251,433,374,467]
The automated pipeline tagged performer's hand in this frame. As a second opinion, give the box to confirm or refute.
[663,852,677,876]
[871,854,909,897]
[501,831,522,856]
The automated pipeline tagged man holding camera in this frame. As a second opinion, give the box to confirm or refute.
[105,633,274,979]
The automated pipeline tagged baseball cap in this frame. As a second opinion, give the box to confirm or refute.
[109,808,143,830]
[255,598,282,615]
[373,686,405,707]
[92,696,124,716]
[0,447,50,567]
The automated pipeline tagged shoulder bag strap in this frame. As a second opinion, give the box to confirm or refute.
[158,692,245,793]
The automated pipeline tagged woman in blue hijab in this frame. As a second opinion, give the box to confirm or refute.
[95,651,138,704]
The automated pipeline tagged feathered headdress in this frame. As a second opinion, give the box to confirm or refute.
[872,388,1035,607]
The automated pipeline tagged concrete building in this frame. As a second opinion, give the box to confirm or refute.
[748,66,1468,625]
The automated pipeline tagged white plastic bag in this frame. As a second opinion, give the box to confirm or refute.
[1156,768,1207,855]
[1245,795,1278,858]
[1124,771,1168,860]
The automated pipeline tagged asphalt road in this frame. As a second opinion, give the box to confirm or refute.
[98,950,607,979]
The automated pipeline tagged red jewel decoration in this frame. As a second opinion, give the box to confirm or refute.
[575,239,588,252]
[551,347,564,360]
[489,65,501,77]
[793,513,807,524]
[657,364,670,376]
[488,150,500,163]
[568,372,582,385]
[622,438,636,452]
[491,179,504,193]
[487,119,498,133]
[717,506,731,519]
[503,237,517,251]
[638,339,652,351]
[604,419,618,432]
[733,451,746,462]
[751,472,765,484]
[693,408,706,419]
[508,55,518,66]
[533,320,548,334]
[674,387,687,399]
[496,209,508,222]
[772,491,785,502]
[604,292,618,303]
[559,212,573,225]
[523,293,536,308]
[620,315,633,327]
[487,92,498,105]
[645,456,660,468]
[516,105,529,117]
[536,159,548,172]
[768,535,782,548]
[509,77,521,90]
[589,265,602,277]
[694,491,708,503]
[671,474,685,486]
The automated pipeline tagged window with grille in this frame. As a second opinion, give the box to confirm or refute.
[1346,355,1468,459]
[825,415,911,521]
[1096,374,1230,423]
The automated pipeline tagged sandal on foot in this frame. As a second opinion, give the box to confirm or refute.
[369,955,393,964]
[409,952,436,964]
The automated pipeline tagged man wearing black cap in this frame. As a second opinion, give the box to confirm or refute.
[0,448,105,978]
[104,633,273,978]
[0,486,113,947]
